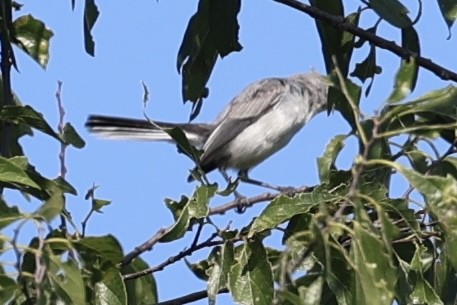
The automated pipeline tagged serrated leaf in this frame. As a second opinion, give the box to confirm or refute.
[0,156,40,189]
[13,14,53,69]
[317,134,346,183]
[62,122,86,148]
[83,0,99,56]
[48,257,86,305]
[229,238,274,305]
[122,258,158,305]
[438,0,457,37]
[77,235,124,264]
[369,0,412,28]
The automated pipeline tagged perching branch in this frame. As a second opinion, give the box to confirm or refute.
[273,0,457,83]
[121,185,313,266]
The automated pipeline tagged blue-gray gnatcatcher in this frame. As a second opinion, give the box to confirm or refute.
[86,71,329,188]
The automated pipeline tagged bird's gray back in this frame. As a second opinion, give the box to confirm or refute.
[199,71,329,172]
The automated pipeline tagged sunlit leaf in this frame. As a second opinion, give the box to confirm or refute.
[229,238,274,305]
[350,222,396,305]
[33,189,64,221]
[13,14,53,69]
[48,257,86,305]
[249,191,335,237]
[0,156,40,189]
[160,185,213,242]
[94,265,127,305]
[317,134,346,183]
[208,242,234,304]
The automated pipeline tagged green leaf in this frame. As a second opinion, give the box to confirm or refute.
[310,1,359,77]
[249,191,334,237]
[430,156,457,179]
[164,126,202,166]
[388,27,420,103]
[437,0,457,37]
[0,274,19,304]
[298,276,324,305]
[77,235,124,264]
[208,242,234,304]
[350,222,396,305]
[177,0,242,103]
[406,245,444,305]
[0,156,41,189]
[369,0,412,28]
[160,185,213,242]
[84,0,99,56]
[13,14,53,69]
[396,166,457,270]
[229,238,274,305]
[33,188,65,221]
[0,198,21,229]
[317,134,346,183]
[1,105,62,142]
[93,199,112,213]
[62,123,86,148]
[121,258,158,305]
[95,264,127,305]
[48,256,86,305]
[327,74,361,130]
[350,45,382,95]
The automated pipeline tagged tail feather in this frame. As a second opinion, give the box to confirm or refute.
[85,115,212,147]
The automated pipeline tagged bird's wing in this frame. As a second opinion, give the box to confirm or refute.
[201,78,288,162]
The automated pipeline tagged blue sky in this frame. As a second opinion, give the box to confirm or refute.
[5,0,456,304]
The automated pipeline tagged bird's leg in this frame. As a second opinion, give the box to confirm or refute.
[237,170,294,193]
[219,169,249,213]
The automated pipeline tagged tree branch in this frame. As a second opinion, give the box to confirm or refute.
[273,0,457,83]
[153,288,229,305]
[123,233,222,280]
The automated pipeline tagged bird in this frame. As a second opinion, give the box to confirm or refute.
[85,71,329,189]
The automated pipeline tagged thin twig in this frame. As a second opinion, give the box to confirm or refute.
[123,233,222,280]
[121,227,171,266]
[153,288,229,305]
[273,0,457,82]
[55,81,68,231]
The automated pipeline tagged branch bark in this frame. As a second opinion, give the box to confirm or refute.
[273,0,457,83]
